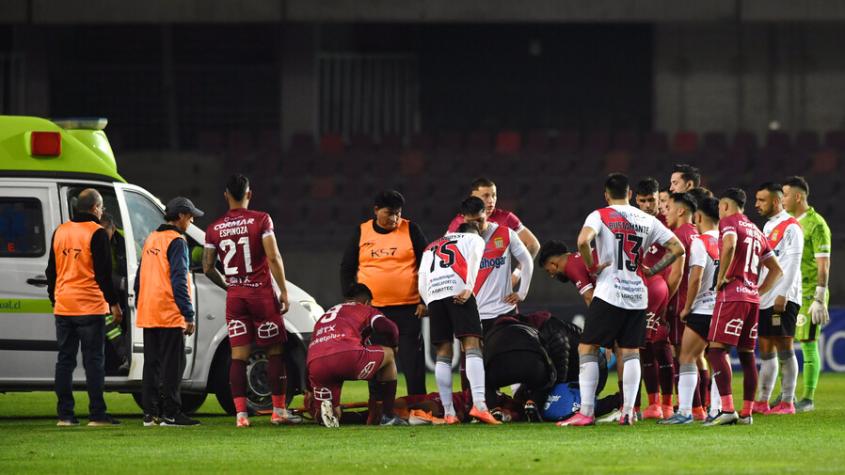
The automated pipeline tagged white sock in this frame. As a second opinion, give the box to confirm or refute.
[756,352,778,402]
[710,376,721,416]
[779,350,799,404]
[435,358,455,417]
[622,354,641,418]
[578,354,599,417]
[678,363,698,416]
[465,349,487,412]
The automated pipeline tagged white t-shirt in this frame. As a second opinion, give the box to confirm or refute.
[760,210,804,308]
[688,230,720,315]
[582,204,676,310]
[474,222,534,320]
[417,232,485,305]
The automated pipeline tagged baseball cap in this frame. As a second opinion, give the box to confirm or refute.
[165,197,204,218]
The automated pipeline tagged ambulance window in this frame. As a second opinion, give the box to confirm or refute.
[0,198,45,257]
[66,187,122,230]
[123,191,165,252]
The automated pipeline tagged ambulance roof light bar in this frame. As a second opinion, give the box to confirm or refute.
[52,117,108,131]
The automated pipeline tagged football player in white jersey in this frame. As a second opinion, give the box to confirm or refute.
[659,196,721,424]
[559,173,685,427]
[753,182,804,415]
[418,222,499,425]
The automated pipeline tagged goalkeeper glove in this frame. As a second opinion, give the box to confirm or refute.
[809,286,829,326]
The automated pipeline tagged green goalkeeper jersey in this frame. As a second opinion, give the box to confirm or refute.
[797,207,832,302]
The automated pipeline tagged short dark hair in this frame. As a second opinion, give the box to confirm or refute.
[75,189,101,214]
[470,177,496,191]
[343,283,373,302]
[757,182,783,196]
[538,240,569,267]
[605,173,630,200]
[635,177,660,196]
[673,164,701,187]
[783,176,810,196]
[721,188,747,209]
[687,187,713,206]
[164,210,181,222]
[226,174,250,201]
[457,222,480,234]
[698,197,720,222]
[374,190,405,210]
[670,192,698,214]
[659,187,670,194]
[460,196,486,216]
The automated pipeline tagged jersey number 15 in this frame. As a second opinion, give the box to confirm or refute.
[429,239,458,272]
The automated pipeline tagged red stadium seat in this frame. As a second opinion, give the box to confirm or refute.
[702,131,728,152]
[603,150,631,174]
[824,130,845,150]
[612,130,640,152]
[642,131,668,154]
[765,131,791,151]
[672,130,698,154]
[795,131,820,153]
[288,132,315,156]
[410,133,434,151]
[584,130,610,155]
[732,131,758,152]
[310,176,336,199]
[381,134,404,154]
[525,129,550,154]
[466,130,492,153]
[319,133,345,157]
[554,129,581,154]
[436,131,464,152]
[350,134,375,153]
[399,150,426,176]
[809,149,839,175]
[495,130,522,155]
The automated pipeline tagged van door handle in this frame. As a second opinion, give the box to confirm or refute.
[26,276,49,287]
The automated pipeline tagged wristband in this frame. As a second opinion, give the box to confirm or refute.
[814,286,827,303]
[512,268,522,280]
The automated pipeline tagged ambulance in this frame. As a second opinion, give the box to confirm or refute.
[0,116,322,414]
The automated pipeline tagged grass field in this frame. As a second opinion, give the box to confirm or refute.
[1,373,844,474]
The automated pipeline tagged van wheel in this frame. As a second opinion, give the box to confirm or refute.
[131,391,207,415]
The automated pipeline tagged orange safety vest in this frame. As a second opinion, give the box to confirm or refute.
[53,221,110,316]
[136,229,192,329]
[357,219,420,307]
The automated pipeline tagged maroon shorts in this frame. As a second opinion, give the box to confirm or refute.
[645,275,669,344]
[226,295,286,348]
[645,313,670,343]
[307,346,386,408]
[708,300,759,351]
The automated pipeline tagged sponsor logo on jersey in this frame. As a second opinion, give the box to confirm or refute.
[480,256,507,270]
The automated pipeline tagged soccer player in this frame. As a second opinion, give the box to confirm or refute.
[669,163,701,193]
[782,176,832,412]
[752,182,804,415]
[448,177,541,288]
[658,188,671,218]
[704,188,783,426]
[418,222,499,424]
[659,196,721,424]
[203,174,300,427]
[538,240,595,307]
[459,196,534,333]
[558,173,685,426]
[307,283,404,427]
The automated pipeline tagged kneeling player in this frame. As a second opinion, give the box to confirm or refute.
[660,197,720,424]
[418,222,499,424]
[307,284,405,427]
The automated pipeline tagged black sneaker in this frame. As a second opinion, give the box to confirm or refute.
[88,415,121,426]
[160,413,200,427]
[143,414,160,427]
[524,400,543,423]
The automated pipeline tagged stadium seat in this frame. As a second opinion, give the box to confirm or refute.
[410,133,434,152]
[603,150,631,174]
[612,130,640,152]
[642,131,669,155]
[583,130,610,155]
[495,130,522,155]
[702,131,728,152]
[809,149,839,175]
[399,150,426,176]
[765,130,792,151]
[824,130,845,150]
[671,130,699,154]
[525,129,550,154]
[319,133,346,157]
[554,129,581,154]
[795,130,821,153]
[732,131,758,152]
[436,131,464,152]
[288,132,316,156]
[228,130,254,155]
[466,130,492,155]
[258,128,281,154]
[197,130,224,154]
[309,176,336,200]
[349,134,376,153]
[381,134,404,154]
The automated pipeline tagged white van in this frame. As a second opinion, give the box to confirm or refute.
[0,116,323,414]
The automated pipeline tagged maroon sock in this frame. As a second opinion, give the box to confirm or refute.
[738,351,758,409]
[640,344,659,395]
[655,341,675,402]
[229,359,248,412]
[672,355,680,399]
[699,368,710,407]
[634,384,642,411]
[267,353,287,406]
[706,348,732,398]
[379,380,398,418]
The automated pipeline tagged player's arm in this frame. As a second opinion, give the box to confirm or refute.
[577,226,597,270]
[645,236,685,277]
[262,233,290,314]
[682,265,703,321]
[417,251,430,305]
[201,246,227,291]
[517,226,541,258]
[716,232,736,289]
[459,237,484,301]
[772,227,803,313]
[665,256,684,298]
[582,288,594,307]
[504,234,534,305]
[757,254,783,297]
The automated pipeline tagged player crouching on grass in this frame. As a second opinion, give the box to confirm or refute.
[307,284,406,427]
[418,222,500,425]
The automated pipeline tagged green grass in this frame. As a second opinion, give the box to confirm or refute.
[1,374,844,474]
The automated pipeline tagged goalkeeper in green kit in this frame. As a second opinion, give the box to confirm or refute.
[782,176,832,412]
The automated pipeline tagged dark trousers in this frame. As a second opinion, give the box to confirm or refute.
[372,304,427,395]
[142,328,186,417]
[55,315,107,420]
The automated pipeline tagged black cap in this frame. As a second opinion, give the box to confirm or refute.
[165,197,204,218]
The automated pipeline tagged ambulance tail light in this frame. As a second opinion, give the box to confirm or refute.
[30,131,62,157]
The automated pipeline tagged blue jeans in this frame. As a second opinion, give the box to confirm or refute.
[55,315,107,420]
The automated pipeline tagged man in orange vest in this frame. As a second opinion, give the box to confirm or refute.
[340,190,429,397]
[135,197,204,427]
[46,188,122,426]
